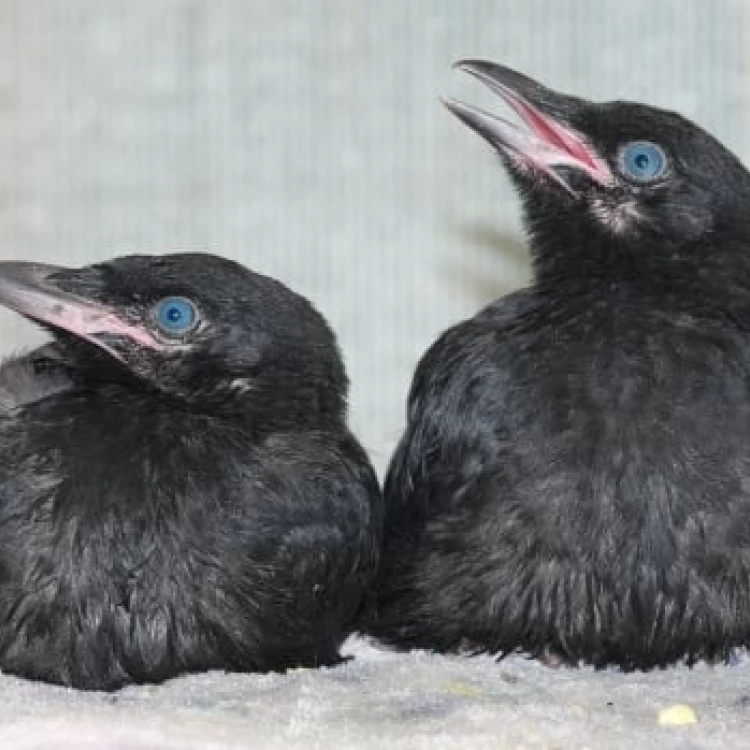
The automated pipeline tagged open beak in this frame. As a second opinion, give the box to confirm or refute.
[443,60,612,194]
[0,261,160,361]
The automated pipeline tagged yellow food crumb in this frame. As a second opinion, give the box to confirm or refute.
[441,681,483,697]
[658,704,697,726]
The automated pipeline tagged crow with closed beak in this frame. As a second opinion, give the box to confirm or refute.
[368,61,750,669]
[0,252,382,690]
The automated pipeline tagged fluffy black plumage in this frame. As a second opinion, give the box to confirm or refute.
[0,252,382,690]
[367,61,750,669]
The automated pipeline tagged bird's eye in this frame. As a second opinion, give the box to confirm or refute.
[619,141,668,183]
[153,296,200,337]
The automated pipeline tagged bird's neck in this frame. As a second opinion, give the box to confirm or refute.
[61,370,345,438]
[528,219,750,304]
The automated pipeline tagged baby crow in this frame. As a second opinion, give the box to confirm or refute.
[368,61,750,670]
[0,252,382,690]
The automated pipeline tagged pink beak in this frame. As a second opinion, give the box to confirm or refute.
[0,261,161,361]
[443,60,612,194]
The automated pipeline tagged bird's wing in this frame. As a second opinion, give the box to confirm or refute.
[232,431,382,630]
[0,344,73,413]
[384,290,535,532]
[365,292,537,639]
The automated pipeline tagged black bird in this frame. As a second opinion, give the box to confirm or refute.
[367,61,750,670]
[0,252,382,690]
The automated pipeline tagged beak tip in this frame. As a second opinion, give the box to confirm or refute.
[452,58,499,79]
[452,58,483,70]
[440,97,473,124]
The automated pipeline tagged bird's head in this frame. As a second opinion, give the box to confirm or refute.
[445,61,750,282]
[0,253,347,420]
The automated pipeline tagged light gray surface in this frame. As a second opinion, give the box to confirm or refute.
[0,638,748,750]
[0,2,749,748]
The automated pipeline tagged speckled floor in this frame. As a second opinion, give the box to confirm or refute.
[0,637,747,749]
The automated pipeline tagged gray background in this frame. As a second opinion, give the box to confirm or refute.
[0,0,747,474]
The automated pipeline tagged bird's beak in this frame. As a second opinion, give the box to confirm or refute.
[443,60,612,194]
[0,261,160,361]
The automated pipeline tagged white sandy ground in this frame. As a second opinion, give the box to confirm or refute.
[0,637,746,750]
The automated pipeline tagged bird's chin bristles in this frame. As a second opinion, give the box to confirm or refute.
[61,340,277,407]
[229,377,254,394]
[588,195,648,236]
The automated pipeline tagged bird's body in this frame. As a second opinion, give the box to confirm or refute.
[0,253,381,690]
[369,62,750,668]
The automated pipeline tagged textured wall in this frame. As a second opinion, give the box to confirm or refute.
[0,1,747,473]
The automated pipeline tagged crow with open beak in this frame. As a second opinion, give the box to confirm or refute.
[367,62,750,669]
[0,252,382,690]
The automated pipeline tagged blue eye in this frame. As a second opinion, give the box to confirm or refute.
[619,141,668,182]
[154,296,199,336]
